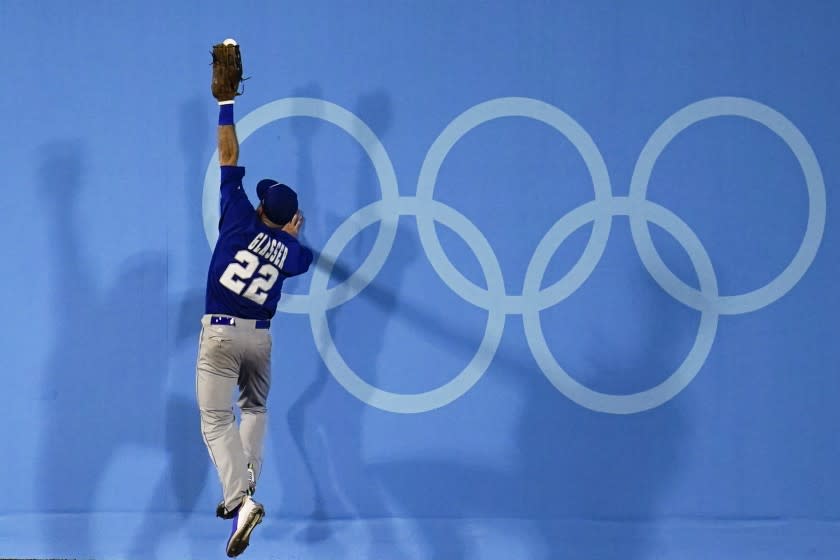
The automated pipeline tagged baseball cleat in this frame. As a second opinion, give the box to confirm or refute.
[217,499,235,519]
[225,495,264,557]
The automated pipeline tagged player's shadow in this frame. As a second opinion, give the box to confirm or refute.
[174,95,212,346]
[129,95,215,558]
[37,141,170,558]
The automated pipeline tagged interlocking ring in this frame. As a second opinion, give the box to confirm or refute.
[203,96,825,414]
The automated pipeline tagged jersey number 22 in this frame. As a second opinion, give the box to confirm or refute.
[219,250,280,305]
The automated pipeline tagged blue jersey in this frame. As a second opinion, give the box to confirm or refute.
[205,166,313,320]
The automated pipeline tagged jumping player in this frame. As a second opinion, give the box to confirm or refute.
[195,77,314,556]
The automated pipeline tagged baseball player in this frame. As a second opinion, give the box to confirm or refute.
[197,41,314,557]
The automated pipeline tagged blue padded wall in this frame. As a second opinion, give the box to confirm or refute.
[1,1,838,558]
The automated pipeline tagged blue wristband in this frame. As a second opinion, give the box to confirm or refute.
[218,102,234,126]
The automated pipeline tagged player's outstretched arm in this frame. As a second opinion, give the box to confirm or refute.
[218,116,239,166]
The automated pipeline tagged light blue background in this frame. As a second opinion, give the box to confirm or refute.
[1,1,838,558]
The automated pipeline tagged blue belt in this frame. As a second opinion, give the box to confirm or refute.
[210,316,271,329]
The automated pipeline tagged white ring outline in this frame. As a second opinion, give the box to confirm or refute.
[522,197,719,414]
[629,97,826,315]
[416,97,614,314]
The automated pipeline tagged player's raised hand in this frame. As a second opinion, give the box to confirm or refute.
[283,211,304,238]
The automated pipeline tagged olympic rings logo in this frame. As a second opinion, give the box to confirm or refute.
[203,97,826,415]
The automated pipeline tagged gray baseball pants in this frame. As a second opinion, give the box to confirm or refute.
[196,314,271,513]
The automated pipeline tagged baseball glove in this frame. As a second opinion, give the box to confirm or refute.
[211,43,244,102]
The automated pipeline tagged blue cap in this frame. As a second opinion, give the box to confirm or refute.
[256,179,298,225]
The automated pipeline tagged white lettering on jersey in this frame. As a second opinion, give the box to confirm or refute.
[247,233,265,251]
[246,232,289,270]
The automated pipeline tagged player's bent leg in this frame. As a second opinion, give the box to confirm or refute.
[198,406,251,511]
[196,337,251,514]
[238,331,271,498]
[239,407,266,494]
